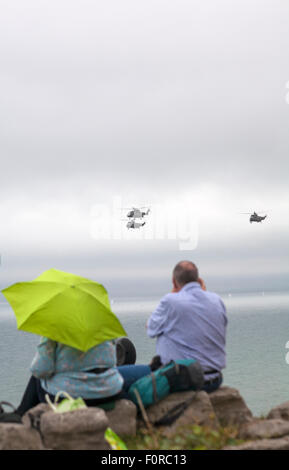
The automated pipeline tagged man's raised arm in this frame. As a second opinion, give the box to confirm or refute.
[146,295,172,338]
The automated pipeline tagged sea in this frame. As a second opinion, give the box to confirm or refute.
[0,290,289,417]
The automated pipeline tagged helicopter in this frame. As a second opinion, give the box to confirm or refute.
[122,207,150,219]
[240,211,268,223]
[126,219,146,229]
[120,206,150,229]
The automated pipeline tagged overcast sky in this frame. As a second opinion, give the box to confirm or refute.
[0,0,289,297]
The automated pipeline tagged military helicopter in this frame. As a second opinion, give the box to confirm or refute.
[240,211,268,223]
[121,207,150,219]
[126,219,146,229]
[122,206,150,219]
[120,205,151,229]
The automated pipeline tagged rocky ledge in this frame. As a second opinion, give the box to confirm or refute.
[1,386,289,450]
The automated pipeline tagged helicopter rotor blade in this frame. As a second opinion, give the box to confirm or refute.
[239,211,269,215]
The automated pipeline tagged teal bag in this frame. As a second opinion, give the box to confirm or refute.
[128,359,204,408]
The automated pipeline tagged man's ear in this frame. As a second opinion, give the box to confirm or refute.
[197,277,206,291]
[172,277,180,292]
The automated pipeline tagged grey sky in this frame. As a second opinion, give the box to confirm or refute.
[0,0,288,296]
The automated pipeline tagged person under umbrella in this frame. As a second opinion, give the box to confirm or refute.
[1,269,127,420]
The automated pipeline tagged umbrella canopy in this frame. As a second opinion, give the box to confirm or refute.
[1,268,127,352]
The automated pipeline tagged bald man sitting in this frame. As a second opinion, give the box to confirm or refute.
[146,261,227,393]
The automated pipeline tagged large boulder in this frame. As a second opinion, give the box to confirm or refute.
[40,407,110,450]
[209,386,253,427]
[267,401,289,421]
[238,418,289,440]
[0,423,45,450]
[142,391,219,437]
[106,399,137,437]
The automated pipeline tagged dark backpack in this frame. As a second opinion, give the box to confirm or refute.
[0,401,22,423]
[128,359,204,408]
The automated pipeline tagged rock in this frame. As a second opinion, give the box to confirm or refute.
[238,418,289,440]
[267,401,289,421]
[142,391,219,437]
[209,386,253,427]
[106,399,137,437]
[6,385,289,450]
[223,436,289,450]
[22,403,51,429]
[0,423,45,450]
[40,407,110,450]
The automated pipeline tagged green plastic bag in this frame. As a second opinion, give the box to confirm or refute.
[45,391,87,413]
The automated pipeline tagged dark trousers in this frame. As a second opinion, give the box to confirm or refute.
[202,373,223,393]
[16,375,121,417]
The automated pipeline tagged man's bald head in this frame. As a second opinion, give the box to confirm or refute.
[173,261,199,287]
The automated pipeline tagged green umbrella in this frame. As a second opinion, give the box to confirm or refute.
[1,268,127,352]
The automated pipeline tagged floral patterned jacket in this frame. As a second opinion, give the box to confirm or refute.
[30,337,124,399]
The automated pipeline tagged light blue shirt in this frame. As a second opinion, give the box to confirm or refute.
[30,337,124,399]
[147,282,227,378]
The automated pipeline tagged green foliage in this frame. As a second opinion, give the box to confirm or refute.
[125,423,243,450]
